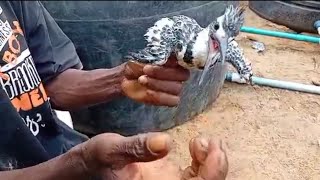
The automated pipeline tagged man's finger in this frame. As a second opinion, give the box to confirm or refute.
[138,75,183,96]
[125,60,145,80]
[143,65,190,81]
[208,139,228,172]
[200,139,229,180]
[110,133,172,169]
[83,133,172,172]
[121,79,180,107]
[144,89,180,107]
[181,166,198,180]
[116,133,172,165]
[163,56,179,68]
[189,137,209,165]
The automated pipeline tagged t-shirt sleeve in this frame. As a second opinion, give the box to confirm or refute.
[11,1,83,84]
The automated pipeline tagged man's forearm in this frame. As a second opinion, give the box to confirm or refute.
[0,145,93,180]
[45,64,126,111]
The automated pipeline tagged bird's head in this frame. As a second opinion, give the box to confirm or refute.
[199,5,245,85]
[208,5,245,63]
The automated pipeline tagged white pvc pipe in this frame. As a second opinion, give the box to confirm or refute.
[225,72,320,95]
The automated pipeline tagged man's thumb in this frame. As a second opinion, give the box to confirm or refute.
[82,132,172,171]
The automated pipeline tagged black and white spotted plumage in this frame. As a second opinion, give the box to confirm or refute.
[226,38,253,81]
[124,15,205,68]
[223,5,245,38]
[223,6,252,81]
[124,5,253,83]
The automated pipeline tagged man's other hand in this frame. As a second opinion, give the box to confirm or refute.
[121,56,190,107]
[78,132,228,180]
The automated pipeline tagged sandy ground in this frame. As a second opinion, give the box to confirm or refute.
[166,3,320,180]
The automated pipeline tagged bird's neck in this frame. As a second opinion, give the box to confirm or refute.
[190,28,211,66]
[195,28,210,44]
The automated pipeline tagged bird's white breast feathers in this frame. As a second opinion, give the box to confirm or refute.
[191,28,210,67]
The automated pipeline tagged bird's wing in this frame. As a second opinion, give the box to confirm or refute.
[225,39,252,80]
[125,17,176,65]
[171,15,202,43]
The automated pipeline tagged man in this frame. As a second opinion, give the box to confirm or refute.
[0,1,228,179]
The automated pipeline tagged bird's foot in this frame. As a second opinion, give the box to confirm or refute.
[239,73,253,85]
[238,61,253,85]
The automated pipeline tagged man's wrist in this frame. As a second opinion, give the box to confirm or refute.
[112,62,127,97]
[69,144,91,175]
[75,62,128,105]
[46,62,129,110]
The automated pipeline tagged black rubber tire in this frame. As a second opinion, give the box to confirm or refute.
[249,1,320,34]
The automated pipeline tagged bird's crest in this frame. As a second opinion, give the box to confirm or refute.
[222,5,245,37]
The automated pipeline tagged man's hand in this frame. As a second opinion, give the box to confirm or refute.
[45,55,189,110]
[121,56,190,107]
[181,138,228,180]
[78,132,228,180]
[79,133,172,176]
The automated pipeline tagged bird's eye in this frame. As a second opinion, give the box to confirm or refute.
[214,23,220,30]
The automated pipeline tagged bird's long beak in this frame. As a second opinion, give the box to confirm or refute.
[216,32,228,64]
[198,31,228,86]
[198,38,215,85]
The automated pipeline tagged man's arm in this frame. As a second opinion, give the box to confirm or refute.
[12,1,102,110]
[0,131,173,180]
[20,1,189,111]
[45,65,125,111]
[0,85,92,180]
[13,1,128,110]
